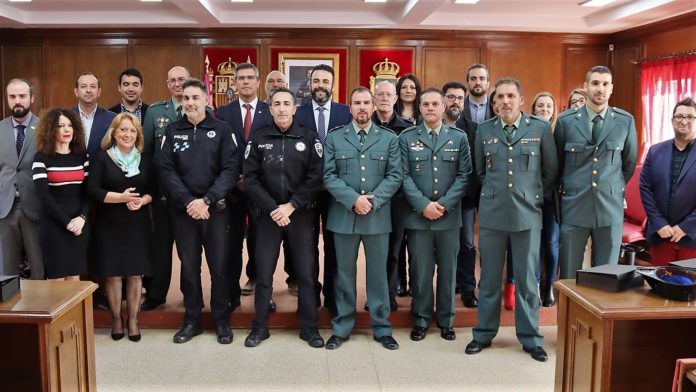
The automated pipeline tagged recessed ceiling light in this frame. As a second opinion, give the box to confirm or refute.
[140,0,162,2]
[231,0,254,2]
[9,0,32,3]
[578,0,617,7]
[365,0,388,3]
[454,0,480,4]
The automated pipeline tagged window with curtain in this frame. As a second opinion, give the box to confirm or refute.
[641,54,696,145]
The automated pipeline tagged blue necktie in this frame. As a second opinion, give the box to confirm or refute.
[317,106,327,144]
[15,124,26,157]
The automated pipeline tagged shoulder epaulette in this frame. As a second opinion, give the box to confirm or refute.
[377,124,396,134]
[558,108,578,119]
[446,125,466,133]
[400,125,419,134]
[149,100,168,107]
[610,107,633,117]
[327,125,346,133]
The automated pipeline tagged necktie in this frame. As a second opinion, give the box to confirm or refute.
[504,125,515,143]
[243,103,252,141]
[358,129,366,145]
[175,105,182,120]
[317,106,327,144]
[430,129,438,146]
[591,115,602,144]
[15,124,26,157]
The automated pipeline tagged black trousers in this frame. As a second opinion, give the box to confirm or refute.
[387,196,408,299]
[143,196,174,303]
[252,208,317,330]
[315,190,337,312]
[172,206,231,325]
[227,191,251,303]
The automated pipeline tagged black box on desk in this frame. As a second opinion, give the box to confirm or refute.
[576,264,644,292]
[0,275,20,302]
[669,258,696,271]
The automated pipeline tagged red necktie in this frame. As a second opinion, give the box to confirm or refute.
[243,103,252,140]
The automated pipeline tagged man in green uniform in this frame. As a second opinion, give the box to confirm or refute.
[323,86,402,351]
[555,65,638,279]
[139,65,190,310]
[466,77,558,362]
[400,88,472,342]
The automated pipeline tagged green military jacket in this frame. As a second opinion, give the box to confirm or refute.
[475,113,558,232]
[399,123,472,230]
[142,98,179,159]
[554,106,637,227]
[323,122,403,235]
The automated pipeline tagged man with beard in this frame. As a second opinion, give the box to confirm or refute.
[0,79,42,278]
[555,65,637,278]
[296,64,351,315]
[442,81,480,308]
[264,70,287,105]
[401,88,472,343]
[216,63,273,310]
[109,68,148,124]
[323,86,402,350]
[372,80,411,309]
[71,72,116,155]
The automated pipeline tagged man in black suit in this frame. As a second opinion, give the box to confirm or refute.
[295,64,351,315]
[108,68,149,125]
[71,72,116,155]
[216,63,274,310]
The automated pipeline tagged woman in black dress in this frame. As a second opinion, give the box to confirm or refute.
[32,109,89,281]
[88,112,153,342]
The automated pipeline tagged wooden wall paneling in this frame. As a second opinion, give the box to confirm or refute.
[612,45,642,146]
[642,25,696,59]
[1,45,43,118]
[348,43,360,101]
[131,43,196,104]
[562,45,609,111]
[422,47,480,91]
[487,45,563,114]
[45,45,128,109]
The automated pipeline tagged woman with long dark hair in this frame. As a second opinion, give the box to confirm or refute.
[394,74,422,125]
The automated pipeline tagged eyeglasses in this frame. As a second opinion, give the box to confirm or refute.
[673,115,696,123]
[166,77,187,86]
[569,98,586,106]
[445,94,465,102]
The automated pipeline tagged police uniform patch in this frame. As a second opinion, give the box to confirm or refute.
[258,143,273,150]
[156,117,169,129]
[207,130,216,139]
[295,142,306,152]
[173,134,188,141]
[314,141,323,158]
[244,144,251,159]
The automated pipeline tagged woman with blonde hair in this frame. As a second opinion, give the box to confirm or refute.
[88,112,153,341]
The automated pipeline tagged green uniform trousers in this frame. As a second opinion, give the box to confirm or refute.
[473,228,544,348]
[406,228,459,328]
[332,232,392,338]
[559,223,623,279]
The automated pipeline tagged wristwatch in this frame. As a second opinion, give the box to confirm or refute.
[202,196,212,206]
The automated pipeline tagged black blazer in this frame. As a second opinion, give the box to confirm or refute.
[461,96,493,124]
[108,102,149,123]
[216,99,273,147]
[295,101,352,135]
[70,105,117,155]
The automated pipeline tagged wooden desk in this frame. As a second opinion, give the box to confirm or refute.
[554,279,696,392]
[0,280,98,392]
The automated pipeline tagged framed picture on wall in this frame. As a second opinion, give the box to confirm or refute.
[279,52,340,105]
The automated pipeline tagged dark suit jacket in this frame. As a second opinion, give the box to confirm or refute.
[70,105,117,155]
[107,101,149,123]
[461,96,493,124]
[0,114,40,220]
[455,115,480,208]
[295,101,352,135]
[639,139,696,248]
[216,99,273,147]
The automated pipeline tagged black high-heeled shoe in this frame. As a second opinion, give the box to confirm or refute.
[128,319,141,342]
[111,317,124,341]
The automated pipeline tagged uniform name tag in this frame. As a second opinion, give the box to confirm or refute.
[258,143,273,150]
[173,134,188,141]
[520,138,541,144]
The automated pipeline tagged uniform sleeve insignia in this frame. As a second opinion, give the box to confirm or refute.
[207,130,216,139]
[314,141,323,158]
[244,143,251,159]
[295,141,306,152]
[156,117,169,129]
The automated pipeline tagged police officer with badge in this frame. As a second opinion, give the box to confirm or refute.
[467,77,558,362]
[139,65,190,311]
[242,87,324,348]
[159,79,240,345]
[400,88,472,343]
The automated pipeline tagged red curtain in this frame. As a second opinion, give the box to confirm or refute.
[641,55,696,146]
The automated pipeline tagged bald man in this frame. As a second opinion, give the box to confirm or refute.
[264,70,287,104]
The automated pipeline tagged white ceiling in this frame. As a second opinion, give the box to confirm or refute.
[0,0,693,34]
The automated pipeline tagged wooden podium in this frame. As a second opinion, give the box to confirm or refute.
[555,279,696,392]
[0,280,98,391]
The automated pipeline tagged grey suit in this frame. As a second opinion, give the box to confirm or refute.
[0,113,43,278]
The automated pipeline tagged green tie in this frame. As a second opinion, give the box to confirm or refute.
[358,129,366,145]
[176,105,182,120]
[430,129,438,146]
[504,125,515,143]
[592,115,602,144]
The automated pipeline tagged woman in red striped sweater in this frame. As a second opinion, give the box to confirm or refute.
[32,108,89,280]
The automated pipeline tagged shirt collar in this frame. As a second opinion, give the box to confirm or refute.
[11,112,33,128]
[585,105,608,121]
[502,113,523,129]
[312,99,332,112]
[426,123,443,135]
[238,96,259,111]
[78,104,97,119]
[120,100,142,113]
[352,121,371,134]
[469,97,488,109]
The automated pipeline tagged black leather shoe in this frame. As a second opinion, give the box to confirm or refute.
[465,340,491,354]
[410,326,427,341]
[215,324,233,345]
[439,326,456,341]
[462,291,479,308]
[523,346,548,362]
[244,328,270,347]
[374,335,399,350]
[140,299,165,311]
[173,324,203,344]
[269,299,277,313]
[300,328,325,348]
[542,287,555,307]
[325,335,349,350]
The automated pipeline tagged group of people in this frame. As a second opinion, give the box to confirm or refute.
[2,59,694,362]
